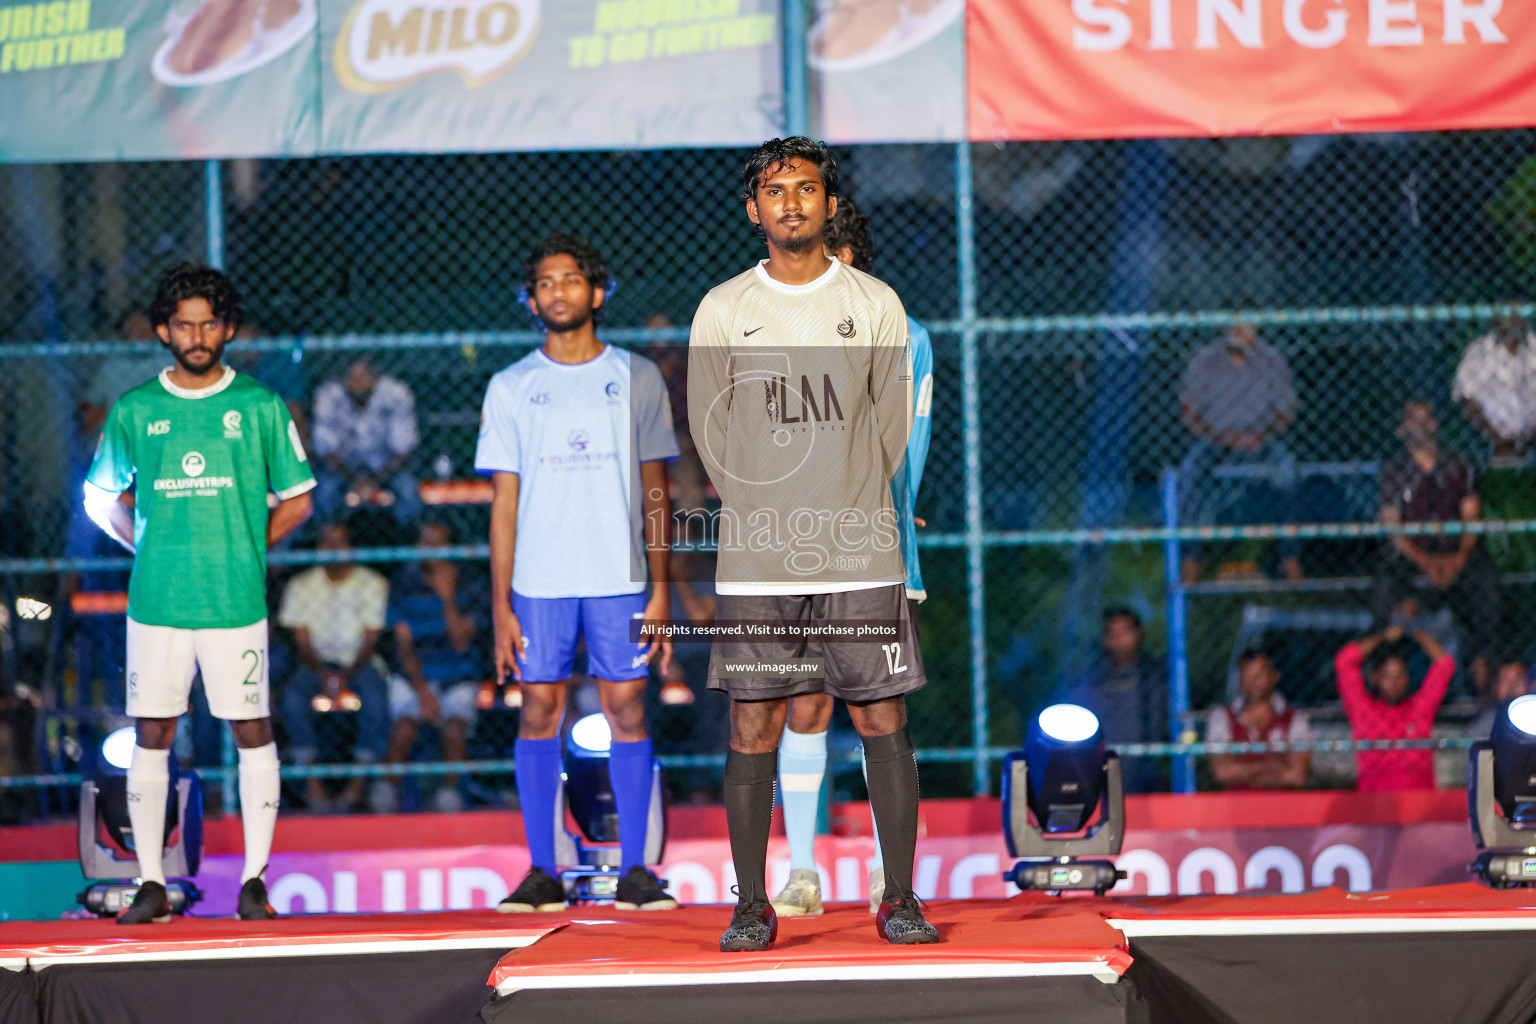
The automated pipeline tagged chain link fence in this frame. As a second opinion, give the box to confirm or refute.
[3,130,1536,819]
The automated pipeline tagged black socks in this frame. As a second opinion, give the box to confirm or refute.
[724,748,778,903]
[863,727,920,896]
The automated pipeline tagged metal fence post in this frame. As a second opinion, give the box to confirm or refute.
[206,160,225,271]
[957,141,988,795]
[782,0,808,137]
[205,158,237,810]
[1161,469,1194,793]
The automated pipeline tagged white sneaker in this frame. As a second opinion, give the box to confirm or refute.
[868,870,886,914]
[770,868,824,917]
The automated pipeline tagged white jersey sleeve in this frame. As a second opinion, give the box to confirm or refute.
[475,372,523,475]
[630,353,680,464]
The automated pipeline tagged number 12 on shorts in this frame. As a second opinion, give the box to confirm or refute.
[882,642,907,676]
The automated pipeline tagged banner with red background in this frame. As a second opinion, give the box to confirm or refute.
[0,792,1477,918]
[968,0,1536,141]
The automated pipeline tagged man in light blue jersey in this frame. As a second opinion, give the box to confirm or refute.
[476,234,680,913]
[768,197,936,918]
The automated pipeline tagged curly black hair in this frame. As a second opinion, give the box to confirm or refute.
[149,263,245,330]
[523,233,609,296]
[739,136,840,206]
[823,195,875,272]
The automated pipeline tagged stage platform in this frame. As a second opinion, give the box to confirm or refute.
[485,900,1135,1024]
[1109,883,1536,1024]
[4,884,1536,1023]
[0,911,554,1024]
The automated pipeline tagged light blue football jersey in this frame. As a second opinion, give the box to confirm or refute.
[475,345,679,598]
[894,317,934,600]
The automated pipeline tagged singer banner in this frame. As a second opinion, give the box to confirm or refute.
[968,0,1536,141]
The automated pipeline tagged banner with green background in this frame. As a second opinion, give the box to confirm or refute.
[0,0,784,161]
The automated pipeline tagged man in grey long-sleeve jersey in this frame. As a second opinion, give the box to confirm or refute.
[688,136,938,952]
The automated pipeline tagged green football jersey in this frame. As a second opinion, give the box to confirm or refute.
[87,367,316,629]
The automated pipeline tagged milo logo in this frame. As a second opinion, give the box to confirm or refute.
[335,0,540,92]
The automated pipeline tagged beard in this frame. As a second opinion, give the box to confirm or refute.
[769,219,826,254]
[537,303,594,334]
[777,230,823,253]
[171,339,226,374]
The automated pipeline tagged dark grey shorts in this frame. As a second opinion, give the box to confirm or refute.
[706,585,926,702]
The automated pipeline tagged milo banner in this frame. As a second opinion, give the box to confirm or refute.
[0,0,782,161]
[322,0,781,153]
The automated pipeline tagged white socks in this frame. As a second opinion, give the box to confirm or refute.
[238,743,281,884]
[126,745,171,885]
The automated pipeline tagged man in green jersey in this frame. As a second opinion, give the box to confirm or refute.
[83,265,316,924]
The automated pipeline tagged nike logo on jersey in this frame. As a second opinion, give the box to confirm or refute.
[744,326,765,336]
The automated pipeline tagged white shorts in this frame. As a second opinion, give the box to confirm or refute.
[126,617,270,721]
[387,675,480,729]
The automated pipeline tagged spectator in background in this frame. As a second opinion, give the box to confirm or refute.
[312,358,421,526]
[0,685,38,824]
[1335,627,1454,791]
[1372,401,1499,693]
[1206,649,1310,790]
[374,521,487,814]
[80,312,172,435]
[1062,607,1167,793]
[277,523,390,812]
[1178,322,1301,583]
[1455,312,1536,576]
[644,315,708,515]
[227,322,310,447]
[1454,312,1536,463]
[1469,661,1532,739]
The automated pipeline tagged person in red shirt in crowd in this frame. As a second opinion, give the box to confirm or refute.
[1206,649,1311,790]
[1335,627,1455,791]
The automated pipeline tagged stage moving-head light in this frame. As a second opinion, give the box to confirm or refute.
[555,713,667,903]
[569,713,613,756]
[1024,704,1106,834]
[1002,703,1126,896]
[100,726,136,773]
[78,751,203,917]
[1493,696,1536,826]
[1470,695,1536,887]
[565,714,620,844]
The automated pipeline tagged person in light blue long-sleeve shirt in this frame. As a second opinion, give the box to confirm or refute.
[769,197,938,917]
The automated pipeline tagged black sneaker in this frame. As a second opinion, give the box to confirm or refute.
[116,881,171,925]
[719,895,777,953]
[614,866,679,910]
[237,876,278,921]
[875,890,939,945]
[497,867,568,914]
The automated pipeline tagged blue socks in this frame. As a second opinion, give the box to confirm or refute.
[609,738,654,873]
[514,737,563,874]
[779,728,828,873]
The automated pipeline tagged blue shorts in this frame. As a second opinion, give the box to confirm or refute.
[512,591,650,683]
